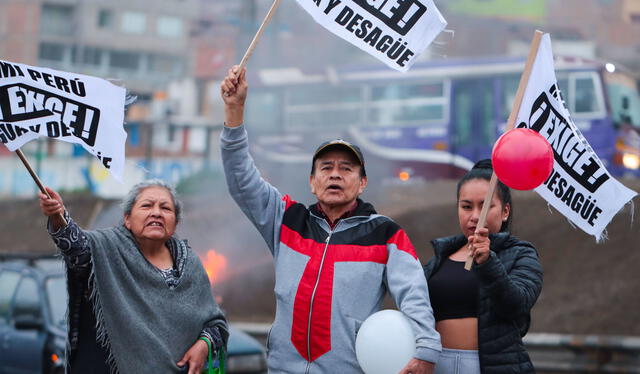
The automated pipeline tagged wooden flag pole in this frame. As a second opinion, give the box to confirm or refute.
[238,0,281,71]
[223,0,281,97]
[464,30,544,271]
[15,149,68,225]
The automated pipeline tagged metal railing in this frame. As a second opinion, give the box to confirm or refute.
[0,252,58,263]
[524,333,640,373]
[233,323,640,373]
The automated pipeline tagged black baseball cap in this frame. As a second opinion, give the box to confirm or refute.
[311,139,366,176]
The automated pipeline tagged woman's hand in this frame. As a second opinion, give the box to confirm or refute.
[177,339,209,374]
[39,187,67,231]
[397,358,435,374]
[469,227,491,265]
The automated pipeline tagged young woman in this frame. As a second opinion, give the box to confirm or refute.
[424,159,543,374]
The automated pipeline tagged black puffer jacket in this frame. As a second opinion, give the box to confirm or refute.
[423,232,543,374]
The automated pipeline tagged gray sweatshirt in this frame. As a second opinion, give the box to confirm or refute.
[221,125,441,373]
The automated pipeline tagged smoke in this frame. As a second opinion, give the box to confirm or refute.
[177,184,277,320]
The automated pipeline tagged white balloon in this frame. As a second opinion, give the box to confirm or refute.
[355,310,416,374]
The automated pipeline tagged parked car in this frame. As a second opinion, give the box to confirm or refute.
[0,254,266,374]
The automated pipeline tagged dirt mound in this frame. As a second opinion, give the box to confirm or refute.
[0,194,107,254]
[2,179,638,335]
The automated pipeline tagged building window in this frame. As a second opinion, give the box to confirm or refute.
[39,42,65,62]
[121,11,146,34]
[149,54,181,73]
[110,50,140,70]
[157,16,183,38]
[98,9,114,29]
[40,4,74,36]
[82,47,103,66]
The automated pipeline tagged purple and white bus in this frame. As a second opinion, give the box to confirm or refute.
[244,56,640,194]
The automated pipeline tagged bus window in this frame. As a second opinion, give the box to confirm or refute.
[607,83,640,129]
[479,81,495,145]
[371,82,444,100]
[501,74,520,120]
[452,78,495,157]
[288,85,361,105]
[284,85,362,129]
[575,76,601,113]
[556,72,605,118]
[453,83,473,146]
[286,108,361,128]
[557,77,569,110]
[368,103,444,124]
[367,82,447,127]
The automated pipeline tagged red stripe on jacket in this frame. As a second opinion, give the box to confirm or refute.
[388,229,418,260]
[282,194,297,211]
[280,225,388,362]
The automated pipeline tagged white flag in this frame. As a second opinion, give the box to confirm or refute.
[516,34,637,240]
[295,0,447,72]
[0,59,127,181]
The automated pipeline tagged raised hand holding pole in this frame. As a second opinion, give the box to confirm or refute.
[464,30,544,271]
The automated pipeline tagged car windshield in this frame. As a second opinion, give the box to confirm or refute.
[46,275,67,328]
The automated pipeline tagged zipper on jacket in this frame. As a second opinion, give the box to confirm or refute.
[305,226,335,374]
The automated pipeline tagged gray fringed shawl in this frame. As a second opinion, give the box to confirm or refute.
[85,225,226,373]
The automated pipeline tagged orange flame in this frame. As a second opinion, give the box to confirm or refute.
[201,250,228,285]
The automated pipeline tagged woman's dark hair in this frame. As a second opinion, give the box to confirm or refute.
[456,159,513,232]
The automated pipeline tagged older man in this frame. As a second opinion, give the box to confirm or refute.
[220,66,441,374]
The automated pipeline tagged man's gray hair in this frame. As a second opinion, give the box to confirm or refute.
[122,179,183,222]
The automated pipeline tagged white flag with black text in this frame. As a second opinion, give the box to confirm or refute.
[295,0,447,72]
[515,34,637,240]
[0,59,127,181]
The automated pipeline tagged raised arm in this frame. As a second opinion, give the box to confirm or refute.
[219,66,286,254]
[39,187,92,273]
[221,65,247,128]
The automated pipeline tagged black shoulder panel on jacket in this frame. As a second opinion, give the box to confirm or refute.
[282,203,401,246]
[331,217,400,246]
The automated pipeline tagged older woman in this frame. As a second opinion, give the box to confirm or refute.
[39,180,228,374]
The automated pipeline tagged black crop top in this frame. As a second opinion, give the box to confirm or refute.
[428,258,479,321]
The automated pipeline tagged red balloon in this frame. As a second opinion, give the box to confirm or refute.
[491,128,554,190]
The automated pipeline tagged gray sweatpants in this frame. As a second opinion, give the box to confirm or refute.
[435,348,481,374]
